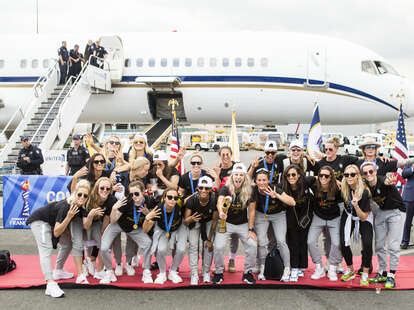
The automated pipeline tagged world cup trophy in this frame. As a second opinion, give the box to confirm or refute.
[218,196,232,233]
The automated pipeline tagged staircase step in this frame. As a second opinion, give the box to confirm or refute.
[38,106,60,113]
[23,129,48,136]
[7,154,18,161]
[29,118,55,124]
[33,112,58,119]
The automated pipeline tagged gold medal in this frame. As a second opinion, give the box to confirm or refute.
[166,232,170,238]
[264,214,267,218]
[133,224,138,229]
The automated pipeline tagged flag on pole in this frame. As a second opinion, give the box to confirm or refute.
[231,108,240,162]
[394,102,408,193]
[169,99,183,174]
[307,102,323,160]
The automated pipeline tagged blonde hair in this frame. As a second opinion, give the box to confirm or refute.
[128,135,152,163]
[130,157,151,171]
[225,173,252,209]
[67,179,90,206]
[86,177,112,212]
[326,136,341,149]
[190,152,203,164]
[103,135,124,168]
[341,164,369,205]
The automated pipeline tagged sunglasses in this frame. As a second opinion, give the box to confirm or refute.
[198,186,211,191]
[287,173,297,178]
[290,148,302,152]
[155,163,163,167]
[344,172,357,178]
[265,151,276,155]
[109,141,120,145]
[364,145,377,150]
[77,193,88,198]
[99,186,111,191]
[363,169,375,176]
[134,141,145,145]
[94,159,105,164]
[130,191,141,197]
[166,195,179,201]
[191,161,202,166]
[325,148,335,152]
[221,153,231,157]
[319,173,331,179]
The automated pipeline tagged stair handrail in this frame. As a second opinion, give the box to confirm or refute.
[0,59,58,145]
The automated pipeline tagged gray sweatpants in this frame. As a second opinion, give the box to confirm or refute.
[154,223,188,273]
[214,222,257,274]
[85,221,102,248]
[374,208,403,272]
[30,220,71,280]
[101,223,152,270]
[255,210,290,266]
[70,216,84,257]
[188,221,214,274]
[307,214,342,266]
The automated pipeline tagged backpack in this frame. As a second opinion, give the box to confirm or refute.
[264,247,284,280]
[0,250,16,275]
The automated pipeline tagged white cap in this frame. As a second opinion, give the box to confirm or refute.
[133,133,148,143]
[232,162,247,174]
[264,140,278,151]
[153,150,168,161]
[289,140,303,150]
[197,176,213,188]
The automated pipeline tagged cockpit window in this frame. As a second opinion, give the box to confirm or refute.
[374,61,399,76]
[361,61,377,75]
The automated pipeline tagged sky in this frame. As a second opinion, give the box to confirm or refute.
[1,0,413,78]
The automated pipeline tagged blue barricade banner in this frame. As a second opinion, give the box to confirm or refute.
[2,175,72,229]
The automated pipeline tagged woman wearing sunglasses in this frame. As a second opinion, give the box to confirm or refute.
[128,133,153,164]
[149,150,180,197]
[179,153,219,200]
[339,165,373,286]
[54,180,91,285]
[143,188,186,284]
[100,180,154,284]
[184,176,219,285]
[307,166,343,281]
[253,168,295,281]
[281,140,319,176]
[213,163,257,285]
[281,164,314,282]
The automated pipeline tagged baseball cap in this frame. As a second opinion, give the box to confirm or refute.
[232,162,247,174]
[72,134,81,140]
[198,176,213,188]
[20,136,29,142]
[153,150,168,161]
[289,140,303,150]
[133,133,148,143]
[264,140,278,151]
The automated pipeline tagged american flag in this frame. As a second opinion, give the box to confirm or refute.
[169,104,183,174]
[394,103,408,193]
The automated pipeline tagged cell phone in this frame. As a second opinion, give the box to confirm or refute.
[115,173,122,184]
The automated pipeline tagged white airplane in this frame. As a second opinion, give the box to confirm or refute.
[0,31,413,130]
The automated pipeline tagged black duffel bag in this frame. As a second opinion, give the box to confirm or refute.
[0,250,16,275]
[264,247,284,281]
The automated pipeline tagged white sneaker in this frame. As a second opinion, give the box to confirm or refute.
[203,272,211,283]
[258,264,266,281]
[168,270,183,283]
[93,269,106,280]
[252,264,260,274]
[100,270,117,284]
[298,269,305,277]
[328,265,338,281]
[75,274,89,284]
[154,272,167,284]
[337,263,344,274]
[82,263,88,277]
[125,263,136,276]
[311,264,326,280]
[280,267,290,282]
[115,263,123,276]
[131,255,140,267]
[45,282,64,298]
[142,269,153,284]
[86,257,95,276]
[53,269,74,280]
[289,268,299,282]
[190,272,199,285]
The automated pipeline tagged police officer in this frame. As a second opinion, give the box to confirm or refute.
[66,134,90,176]
[16,137,44,175]
[84,39,95,63]
[68,45,82,80]
[92,40,108,68]
[58,41,69,85]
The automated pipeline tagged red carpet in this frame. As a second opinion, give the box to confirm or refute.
[1,255,413,290]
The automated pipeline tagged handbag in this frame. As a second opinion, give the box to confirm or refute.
[293,197,311,229]
[264,247,284,280]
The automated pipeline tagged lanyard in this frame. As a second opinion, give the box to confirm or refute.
[348,192,354,214]
[133,205,142,229]
[263,159,275,217]
[189,171,203,194]
[163,204,176,236]
[106,158,115,170]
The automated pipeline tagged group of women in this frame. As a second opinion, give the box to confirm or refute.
[27,133,412,297]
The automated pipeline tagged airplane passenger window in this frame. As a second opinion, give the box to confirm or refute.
[161,58,167,67]
[173,58,180,67]
[222,58,229,67]
[0,60,4,69]
[185,58,192,67]
[20,59,27,68]
[42,59,49,68]
[235,58,242,67]
[148,58,155,67]
[361,61,376,74]
[124,58,131,67]
[260,57,268,67]
[197,58,204,67]
[247,58,254,67]
[136,58,143,67]
[32,59,39,69]
[209,58,217,67]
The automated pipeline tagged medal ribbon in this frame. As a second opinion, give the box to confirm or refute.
[163,203,176,235]
[106,158,116,171]
[189,171,203,194]
[263,159,275,216]
[133,200,144,228]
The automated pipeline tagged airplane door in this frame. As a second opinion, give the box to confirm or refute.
[99,35,124,82]
[305,48,329,88]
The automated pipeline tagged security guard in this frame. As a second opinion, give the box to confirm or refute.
[66,134,90,176]
[84,39,95,63]
[16,137,44,175]
[58,41,69,85]
[92,40,108,68]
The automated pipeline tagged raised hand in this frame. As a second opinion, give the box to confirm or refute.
[264,185,277,199]
[68,205,79,219]
[146,206,161,221]
[191,212,202,223]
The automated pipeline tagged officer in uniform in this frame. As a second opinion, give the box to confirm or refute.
[84,39,95,63]
[16,137,44,175]
[92,40,108,68]
[58,41,69,85]
[68,44,82,80]
[66,134,90,176]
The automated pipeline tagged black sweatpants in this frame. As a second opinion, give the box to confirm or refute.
[339,212,373,268]
[287,221,310,269]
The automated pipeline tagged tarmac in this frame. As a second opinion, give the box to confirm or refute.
[1,150,414,310]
